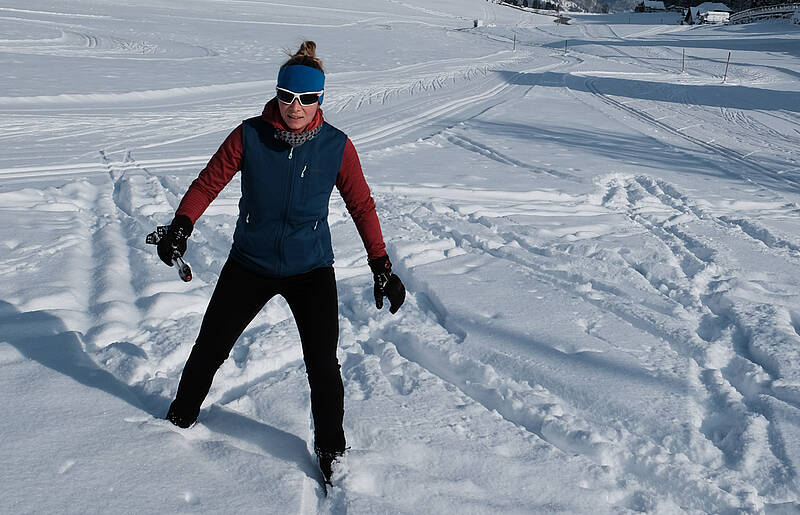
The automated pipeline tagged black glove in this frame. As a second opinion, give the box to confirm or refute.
[369,255,405,314]
[157,214,193,266]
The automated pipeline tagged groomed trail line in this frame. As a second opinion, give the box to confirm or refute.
[350,59,570,149]
[0,81,273,110]
[351,81,512,146]
[0,156,210,181]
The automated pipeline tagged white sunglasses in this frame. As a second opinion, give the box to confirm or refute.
[276,87,323,106]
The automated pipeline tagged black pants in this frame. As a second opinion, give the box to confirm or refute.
[172,258,345,452]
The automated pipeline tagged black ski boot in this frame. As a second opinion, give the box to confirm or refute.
[315,447,345,484]
[165,400,199,428]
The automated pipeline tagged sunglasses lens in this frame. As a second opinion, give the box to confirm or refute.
[298,93,320,105]
[276,89,296,104]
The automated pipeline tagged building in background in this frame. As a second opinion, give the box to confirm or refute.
[684,2,731,23]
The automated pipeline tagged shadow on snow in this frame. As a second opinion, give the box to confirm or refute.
[0,299,319,481]
[496,69,800,113]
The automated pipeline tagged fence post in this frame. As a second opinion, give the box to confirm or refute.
[722,51,731,83]
[513,33,516,51]
[564,40,568,55]
[682,49,685,73]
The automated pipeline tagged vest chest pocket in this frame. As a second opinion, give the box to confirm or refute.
[295,164,335,219]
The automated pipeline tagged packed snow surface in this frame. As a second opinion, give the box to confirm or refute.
[1,1,800,513]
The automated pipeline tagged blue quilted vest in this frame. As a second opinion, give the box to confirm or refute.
[230,116,348,277]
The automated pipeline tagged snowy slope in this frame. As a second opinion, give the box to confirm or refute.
[1,1,800,513]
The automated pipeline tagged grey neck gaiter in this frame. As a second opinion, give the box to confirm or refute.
[274,125,322,148]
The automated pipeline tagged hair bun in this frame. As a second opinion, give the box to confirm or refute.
[295,41,316,59]
[282,40,324,73]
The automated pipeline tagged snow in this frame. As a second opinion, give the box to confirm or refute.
[1,1,799,513]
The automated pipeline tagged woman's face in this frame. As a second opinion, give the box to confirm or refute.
[278,98,319,132]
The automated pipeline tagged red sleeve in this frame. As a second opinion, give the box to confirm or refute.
[336,139,387,260]
[176,125,243,222]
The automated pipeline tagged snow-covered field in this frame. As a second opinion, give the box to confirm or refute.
[2,0,800,512]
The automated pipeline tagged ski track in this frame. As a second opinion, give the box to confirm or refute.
[69,148,618,510]
[86,150,332,509]
[440,128,574,180]
[86,151,143,348]
[332,62,494,115]
[81,95,800,512]
[5,6,800,512]
[365,167,800,509]
[350,80,513,147]
[0,14,214,60]
[594,176,799,460]
[574,70,800,202]
[560,27,799,198]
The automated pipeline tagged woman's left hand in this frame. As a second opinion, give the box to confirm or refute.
[369,256,405,314]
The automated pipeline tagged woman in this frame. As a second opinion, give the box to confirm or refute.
[156,41,406,483]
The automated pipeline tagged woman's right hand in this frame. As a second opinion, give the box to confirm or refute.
[158,214,193,266]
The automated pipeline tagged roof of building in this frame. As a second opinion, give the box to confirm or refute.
[690,2,731,14]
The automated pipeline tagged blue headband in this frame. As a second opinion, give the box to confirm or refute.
[277,65,325,105]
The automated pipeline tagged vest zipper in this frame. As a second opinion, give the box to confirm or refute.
[277,147,298,275]
[301,164,307,178]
